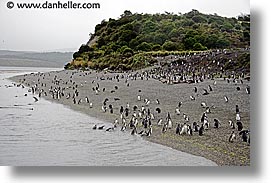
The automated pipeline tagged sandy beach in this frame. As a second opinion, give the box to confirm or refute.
[10,69,250,166]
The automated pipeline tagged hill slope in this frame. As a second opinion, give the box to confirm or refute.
[66,10,250,71]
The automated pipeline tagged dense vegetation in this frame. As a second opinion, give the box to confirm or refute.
[65,10,250,71]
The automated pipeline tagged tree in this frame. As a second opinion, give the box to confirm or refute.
[193,42,207,51]
[162,41,179,51]
[136,42,152,51]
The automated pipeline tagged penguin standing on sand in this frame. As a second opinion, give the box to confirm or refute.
[199,124,204,136]
[236,121,243,131]
[229,131,236,143]
[213,118,221,128]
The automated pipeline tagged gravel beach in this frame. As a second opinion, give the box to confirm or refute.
[11,69,250,166]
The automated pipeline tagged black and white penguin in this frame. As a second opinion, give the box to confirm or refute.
[236,121,243,131]
[157,118,163,126]
[236,105,239,114]
[92,124,97,130]
[213,118,221,128]
[208,85,213,92]
[193,122,199,132]
[156,99,160,104]
[199,124,204,136]
[246,86,250,94]
[228,120,235,129]
[156,107,161,114]
[190,95,195,101]
[98,125,105,130]
[224,96,229,103]
[239,130,250,143]
[229,131,236,143]
[162,123,168,133]
[175,123,181,134]
[202,89,209,95]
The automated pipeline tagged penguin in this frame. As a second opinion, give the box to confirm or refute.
[187,125,193,136]
[102,105,107,113]
[33,97,39,102]
[208,85,213,92]
[236,113,241,121]
[194,87,197,93]
[89,103,93,108]
[155,108,161,114]
[190,95,195,101]
[114,118,118,128]
[202,89,209,95]
[175,123,181,134]
[213,118,221,128]
[175,108,181,115]
[146,125,152,137]
[167,119,172,129]
[157,118,163,126]
[201,102,207,108]
[229,131,236,143]
[92,124,97,130]
[193,122,199,132]
[199,124,204,136]
[156,99,160,104]
[246,87,250,94]
[162,123,168,133]
[239,130,250,143]
[121,123,126,131]
[236,121,243,131]
[137,95,141,101]
[98,125,105,130]
[131,127,137,135]
[224,96,229,103]
[236,105,240,114]
[178,102,183,108]
[106,127,115,132]
[229,120,235,129]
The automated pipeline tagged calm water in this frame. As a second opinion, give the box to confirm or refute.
[0,67,216,166]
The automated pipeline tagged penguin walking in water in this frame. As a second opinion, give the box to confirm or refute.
[229,131,236,143]
[98,125,105,130]
[33,97,39,102]
[131,127,137,135]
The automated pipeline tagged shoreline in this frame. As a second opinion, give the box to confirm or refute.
[10,69,250,166]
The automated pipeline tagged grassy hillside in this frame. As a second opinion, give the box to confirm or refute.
[66,10,250,71]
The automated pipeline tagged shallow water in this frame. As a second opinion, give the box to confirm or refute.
[0,67,216,166]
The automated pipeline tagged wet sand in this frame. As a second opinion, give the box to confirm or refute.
[11,69,250,166]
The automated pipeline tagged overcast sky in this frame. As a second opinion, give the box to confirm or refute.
[0,0,249,52]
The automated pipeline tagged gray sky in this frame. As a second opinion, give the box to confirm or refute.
[0,0,249,52]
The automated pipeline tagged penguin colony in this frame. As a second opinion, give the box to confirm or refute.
[13,49,250,165]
